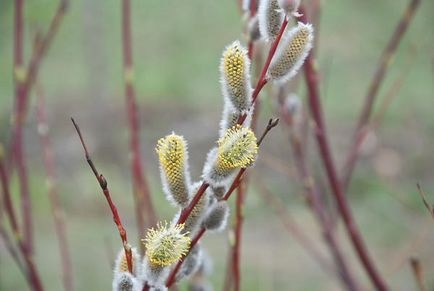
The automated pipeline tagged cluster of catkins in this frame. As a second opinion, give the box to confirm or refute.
[112,0,313,290]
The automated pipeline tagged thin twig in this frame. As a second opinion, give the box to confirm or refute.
[11,0,69,255]
[341,0,421,191]
[299,6,388,291]
[0,223,26,278]
[416,183,434,218]
[409,257,427,291]
[71,118,133,273]
[279,103,360,290]
[254,179,332,273]
[35,87,73,291]
[0,157,43,291]
[120,0,157,253]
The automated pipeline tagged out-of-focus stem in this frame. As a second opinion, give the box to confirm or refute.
[0,158,44,291]
[299,6,388,290]
[341,0,420,191]
[121,0,157,253]
[36,89,73,291]
[11,0,68,254]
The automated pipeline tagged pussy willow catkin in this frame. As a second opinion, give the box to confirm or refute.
[258,0,285,41]
[203,125,258,186]
[267,22,314,82]
[220,41,252,114]
[156,133,192,208]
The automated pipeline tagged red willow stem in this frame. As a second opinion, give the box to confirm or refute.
[165,228,206,287]
[0,158,44,291]
[237,18,288,125]
[36,90,73,291]
[120,0,157,250]
[166,119,279,288]
[232,1,257,289]
[341,0,420,192]
[299,6,388,291]
[71,118,133,273]
[254,180,333,274]
[11,0,68,254]
[280,112,360,290]
[12,0,33,254]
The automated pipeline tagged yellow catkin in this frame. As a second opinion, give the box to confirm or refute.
[221,41,251,113]
[214,125,258,177]
[143,222,190,267]
[118,253,129,273]
[268,22,313,81]
[156,134,190,207]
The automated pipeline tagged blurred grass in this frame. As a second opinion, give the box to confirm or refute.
[0,0,434,290]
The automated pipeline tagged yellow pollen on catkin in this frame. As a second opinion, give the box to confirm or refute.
[268,23,313,81]
[117,252,130,273]
[222,42,251,112]
[215,125,258,174]
[156,134,190,206]
[143,221,191,267]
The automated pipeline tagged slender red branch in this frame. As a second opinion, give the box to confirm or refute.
[165,228,206,287]
[176,183,210,225]
[254,180,333,274]
[121,0,157,252]
[299,6,388,290]
[341,0,420,191]
[279,108,360,290]
[36,89,73,291]
[0,157,44,291]
[0,224,26,277]
[232,182,243,291]
[11,0,68,255]
[71,118,133,273]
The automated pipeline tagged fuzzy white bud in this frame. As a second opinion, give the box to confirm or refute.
[202,201,229,232]
[112,272,142,291]
[267,22,314,82]
[258,0,285,41]
[175,245,202,283]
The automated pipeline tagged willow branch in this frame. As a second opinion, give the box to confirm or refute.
[71,118,133,273]
[36,88,73,291]
[341,0,421,191]
[299,6,388,290]
[120,0,157,253]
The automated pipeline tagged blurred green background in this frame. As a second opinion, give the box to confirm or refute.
[0,0,433,290]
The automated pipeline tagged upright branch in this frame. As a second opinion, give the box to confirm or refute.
[341,0,421,191]
[0,156,44,291]
[11,0,68,254]
[299,5,388,291]
[36,89,73,291]
[166,118,279,288]
[254,180,332,274]
[71,118,133,273]
[280,104,360,290]
[120,0,157,250]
